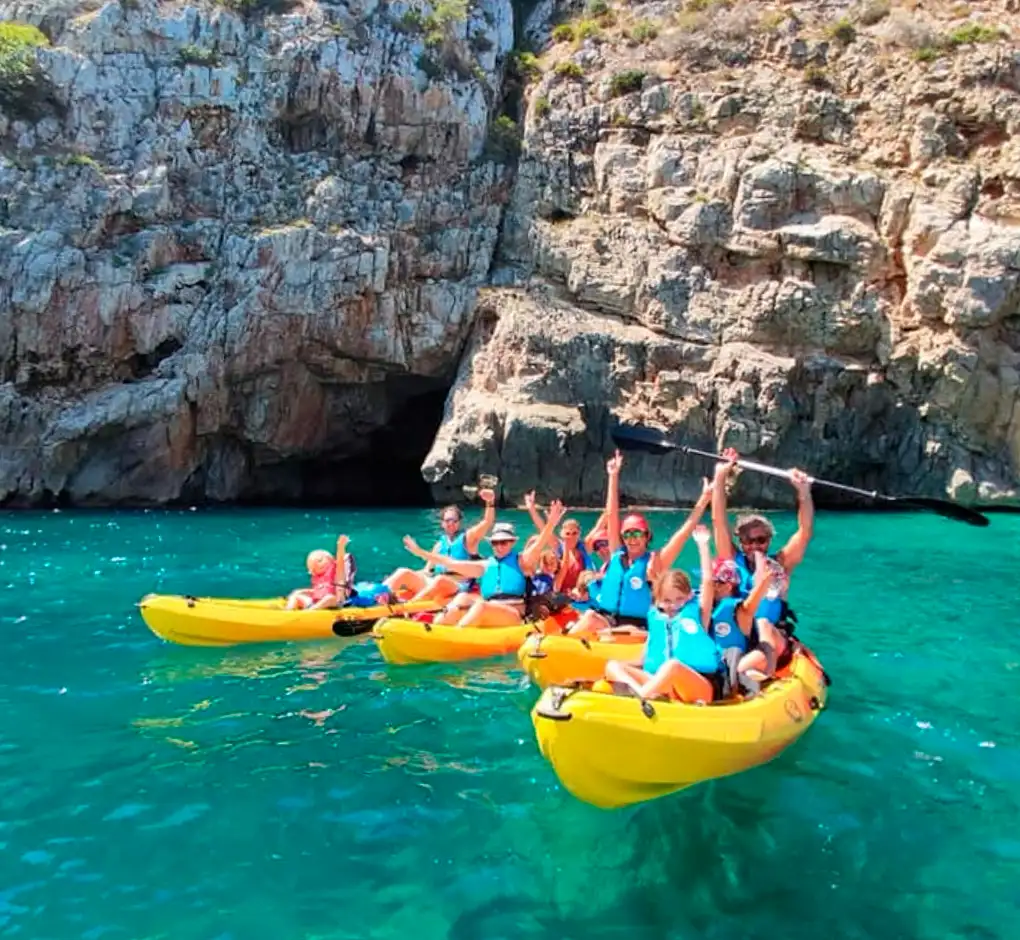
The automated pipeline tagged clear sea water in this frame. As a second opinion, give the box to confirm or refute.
[1,506,1018,940]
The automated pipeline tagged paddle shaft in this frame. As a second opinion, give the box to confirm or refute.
[679,444,884,503]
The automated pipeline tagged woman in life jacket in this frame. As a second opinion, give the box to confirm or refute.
[567,449,714,639]
[400,501,566,628]
[523,494,592,593]
[710,448,813,665]
[383,488,496,603]
[603,526,726,703]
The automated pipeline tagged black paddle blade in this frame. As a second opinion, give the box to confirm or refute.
[610,424,679,456]
[891,496,990,527]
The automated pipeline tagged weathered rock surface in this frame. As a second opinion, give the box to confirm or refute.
[423,0,1020,507]
[0,0,514,504]
[3,0,1020,508]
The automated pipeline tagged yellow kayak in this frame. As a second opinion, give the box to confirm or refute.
[531,643,830,809]
[138,594,442,647]
[372,611,577,665]
[518,632,646,689]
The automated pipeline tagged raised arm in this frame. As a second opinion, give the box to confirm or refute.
[521,500,566,572]
[692,525,714,629]
[652,478,713,577]
[776,470,814,573]
[583,510,608,552]
[735,552,776,636]
[711,450,739,561]
[402,535,486,579]
[522,491,547,534]
[464,488,497,554]
[605,450,624,554]
[334,534,350,595]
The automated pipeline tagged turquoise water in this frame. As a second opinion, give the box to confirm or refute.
[1,507,1018,940]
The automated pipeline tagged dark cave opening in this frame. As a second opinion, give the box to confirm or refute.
[287,383,451,508]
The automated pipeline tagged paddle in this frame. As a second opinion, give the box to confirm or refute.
[610,424,990,527]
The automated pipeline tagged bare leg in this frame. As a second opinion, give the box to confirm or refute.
[604,660,651,696]
[384,568,426,599]
[639,660,714,704]
[567,609,610,638]
[433,591,476,625]
[456,599,525,628]
[410,574,461,604]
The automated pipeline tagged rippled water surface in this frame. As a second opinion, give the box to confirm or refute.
[1,507,1018,940]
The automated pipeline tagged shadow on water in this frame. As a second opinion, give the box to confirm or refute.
[445,776,927,940]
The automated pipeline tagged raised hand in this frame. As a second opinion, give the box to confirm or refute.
[606,449,624,477]
[523,490,536,509]
[692,524,711,546]
[789,468,813,496]
[336,534,349,552]
[478,487,496,505]
[714,446,739,479]
[547,499,566,525]
[402,535,422,556]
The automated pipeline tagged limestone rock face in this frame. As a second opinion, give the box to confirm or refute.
[423,2,1020,508]
[3,0,1020,509]
[0,0,513,504]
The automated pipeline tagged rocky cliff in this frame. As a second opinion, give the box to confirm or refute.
[2,0,1020,508]
[0,0,515,505]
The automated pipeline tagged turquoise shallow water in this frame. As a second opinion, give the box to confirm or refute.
[1,506,1019,940]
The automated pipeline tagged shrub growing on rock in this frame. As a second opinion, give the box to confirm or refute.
[607,68,645,98]
[554,60,584,79]
[0,22,51,120]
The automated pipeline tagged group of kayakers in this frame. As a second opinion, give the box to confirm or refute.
[286,447,815,703]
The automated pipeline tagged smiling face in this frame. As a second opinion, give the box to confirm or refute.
[490,537,516,557]
[735,514,774,558]
[620,528,650,558]
[559,519,581,547]
[440,505,462,537]
[653,570,693,615]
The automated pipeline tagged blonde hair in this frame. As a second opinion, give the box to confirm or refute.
[306,549,334,575]
[540,549,560,570]
[735,513,776,539]
[653,569,692,602]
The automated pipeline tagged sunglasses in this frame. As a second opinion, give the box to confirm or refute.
[593,540,609,550]
[490,538,515,546]
[621,529,647,539]
[740,534,770,545]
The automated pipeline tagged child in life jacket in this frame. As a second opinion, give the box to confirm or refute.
[602,526,725,704]
[286,535,356,610]
[532,550,560,596]
[706,551,779,695]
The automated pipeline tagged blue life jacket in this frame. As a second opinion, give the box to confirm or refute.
[710,596,747,654]
[531,572,555,595]
[479,552,529,600]
[570,597,594,611]
[434,532,472,575]
[735,551,787,624]
[596,549,652,619]
[644,600,721,675]
[346,580,393,608]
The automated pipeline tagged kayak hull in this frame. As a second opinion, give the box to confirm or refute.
[138,594,441,647]
[373,613,570,665]
[518,632,646,689]
[531,644,829,809]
